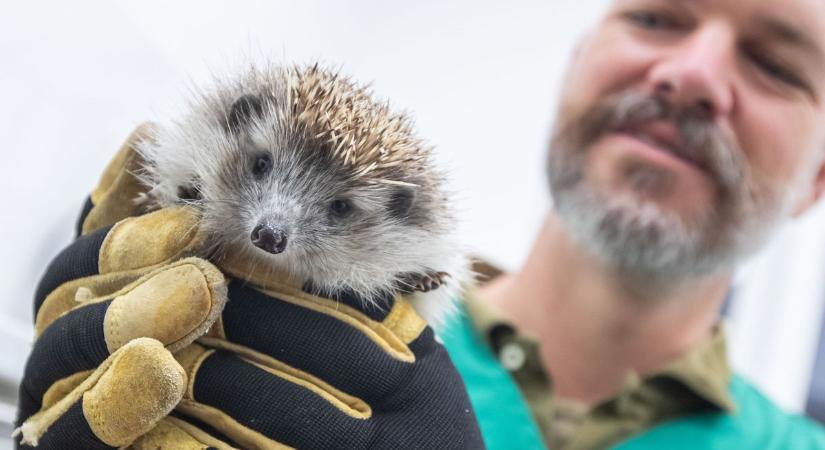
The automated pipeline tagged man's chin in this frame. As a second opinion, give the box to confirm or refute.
[553,188,727,278]
[590,186,712,232]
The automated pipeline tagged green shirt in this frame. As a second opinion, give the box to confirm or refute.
[441,295,825,449]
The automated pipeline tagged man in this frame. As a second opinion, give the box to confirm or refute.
[441,0,825,448]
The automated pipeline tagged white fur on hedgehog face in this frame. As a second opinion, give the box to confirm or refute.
[142,114,463,310]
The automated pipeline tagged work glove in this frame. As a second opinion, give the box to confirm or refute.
[16,124,485,449]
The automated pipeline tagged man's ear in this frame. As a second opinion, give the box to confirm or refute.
[792,159,825,217]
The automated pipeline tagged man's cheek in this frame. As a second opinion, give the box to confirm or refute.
[736,98,820,188]
[573,33,653,93]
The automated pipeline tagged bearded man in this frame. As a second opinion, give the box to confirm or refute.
[441,0,825,448]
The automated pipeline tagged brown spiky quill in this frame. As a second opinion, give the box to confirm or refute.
[287,64,430,187]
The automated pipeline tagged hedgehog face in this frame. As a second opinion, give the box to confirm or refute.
[194,95,436,296]
[139,65,461,303]
[237,135,406,260]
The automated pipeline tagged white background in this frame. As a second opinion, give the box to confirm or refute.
[2,0,825,445]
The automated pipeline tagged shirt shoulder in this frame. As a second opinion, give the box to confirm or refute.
[614,375,825,449]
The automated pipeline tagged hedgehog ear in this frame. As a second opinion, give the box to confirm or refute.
[227,94,263,132]
[388,186,416,219]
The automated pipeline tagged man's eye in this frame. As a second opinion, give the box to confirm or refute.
[624,11,675,30]
[748,52,806,89]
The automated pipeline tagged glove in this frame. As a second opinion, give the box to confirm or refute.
[17,125,485,449]
[16,125,229,448]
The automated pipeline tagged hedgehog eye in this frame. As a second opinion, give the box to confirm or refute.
[252,154,273,178]
[330,199,352,217]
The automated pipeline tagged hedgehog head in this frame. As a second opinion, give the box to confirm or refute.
[137,63,464,308]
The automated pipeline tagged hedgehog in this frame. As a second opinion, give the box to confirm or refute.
[135,63,467,326]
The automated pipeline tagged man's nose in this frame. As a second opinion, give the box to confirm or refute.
[645,24,735,118]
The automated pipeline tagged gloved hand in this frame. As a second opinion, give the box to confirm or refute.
[16,125,485,449]
[16,125,229,448]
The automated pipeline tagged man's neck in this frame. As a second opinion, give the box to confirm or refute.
[481,213,732,406]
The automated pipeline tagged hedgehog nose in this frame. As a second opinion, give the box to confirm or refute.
[251,224,288,254]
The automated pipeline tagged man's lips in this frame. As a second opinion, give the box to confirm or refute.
[615,121,708,173]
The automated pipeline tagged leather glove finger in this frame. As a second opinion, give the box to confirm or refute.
[16,338,185,449]
[34,207,206,337]
[19,258,226,426]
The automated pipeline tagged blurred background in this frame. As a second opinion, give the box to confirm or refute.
[2,0,825,446]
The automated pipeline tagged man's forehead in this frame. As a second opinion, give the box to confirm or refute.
[608,0,825,46]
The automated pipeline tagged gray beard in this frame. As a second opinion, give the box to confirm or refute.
[551,173,754,278]
[547,93,790,280]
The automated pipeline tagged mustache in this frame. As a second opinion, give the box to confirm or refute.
[574,91,745,195]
